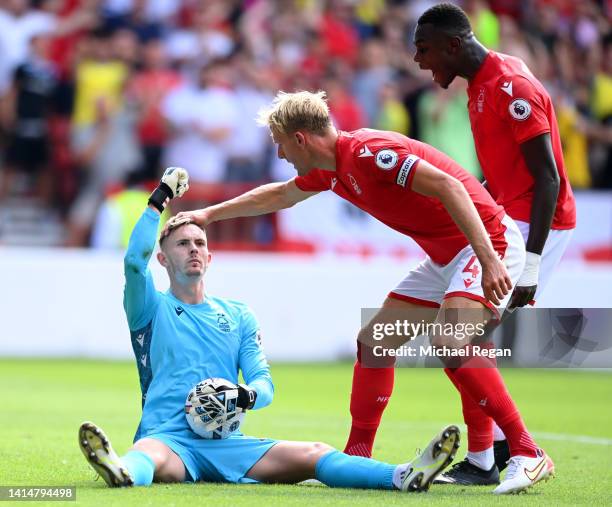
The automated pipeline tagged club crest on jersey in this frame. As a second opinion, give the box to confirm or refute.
[217,313,230,332]
[509,98,531,121]
[375,149,398,170]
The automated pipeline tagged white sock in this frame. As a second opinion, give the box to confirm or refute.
[392,463,411,489]
[467,448,494,470]
[493,424,506,441]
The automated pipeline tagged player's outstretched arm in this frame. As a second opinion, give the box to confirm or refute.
[411,161,512,306]
[172,180,318,228]
[124,168,190,329]
[509,133,560,308]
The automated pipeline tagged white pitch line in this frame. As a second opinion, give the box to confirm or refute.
[435,423,612,446]
[531,431,612,446]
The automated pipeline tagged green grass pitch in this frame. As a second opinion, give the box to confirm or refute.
[1,359,611,506]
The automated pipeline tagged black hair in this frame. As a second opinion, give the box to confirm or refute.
[417,3,472,37]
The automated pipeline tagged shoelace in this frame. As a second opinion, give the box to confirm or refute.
[504,457,521,480]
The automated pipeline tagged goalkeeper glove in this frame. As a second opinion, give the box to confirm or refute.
[148,167,190,213]
[236,384,257,410]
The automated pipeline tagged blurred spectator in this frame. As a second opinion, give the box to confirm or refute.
[0,0,96,94]
[0,33,58,203]
[417,80,481,179]
[90,169,167,249]
[225,55,275,183]
[353,38,394,125]
[65,29,141,246]
[325,75,366,132]
[126,37,182,180]
[161,59,239,183]
[375,81,410,135]
[71,28,129,129]
[465,0,500,49]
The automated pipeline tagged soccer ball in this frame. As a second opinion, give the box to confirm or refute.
[185,378,245,439]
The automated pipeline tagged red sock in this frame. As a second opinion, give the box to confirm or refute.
[451,365,538,457]
[344,357,394,457]
[445,368,493,452]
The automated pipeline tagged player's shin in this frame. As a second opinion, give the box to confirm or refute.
[315,450,396,490]
[344,344,395,457]
[449,363,539,458]
[120,451,156,486]
[445,368,495,470]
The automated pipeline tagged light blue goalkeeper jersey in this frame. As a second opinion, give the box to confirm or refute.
[123,208,274,442]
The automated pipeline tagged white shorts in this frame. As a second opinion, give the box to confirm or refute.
[514,220,574,302]
[389,215,526,316]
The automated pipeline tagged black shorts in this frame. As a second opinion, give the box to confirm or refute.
[5,136,50,172]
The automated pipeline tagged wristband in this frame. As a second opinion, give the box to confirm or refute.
[517,251,541,287]
[237,383,257,410]
[148,182,174,212]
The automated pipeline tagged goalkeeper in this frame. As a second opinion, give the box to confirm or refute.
[78,168,459,492]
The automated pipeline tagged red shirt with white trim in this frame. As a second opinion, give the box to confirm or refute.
[467,51,576,229]
[294,128,507,265]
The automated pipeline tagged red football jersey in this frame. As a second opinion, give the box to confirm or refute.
[467,51,576,229]
[294,129,507,265]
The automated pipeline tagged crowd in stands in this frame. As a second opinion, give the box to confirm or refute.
[0,0,610,247]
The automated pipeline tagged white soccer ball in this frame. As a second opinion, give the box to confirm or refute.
[185,378,245,439]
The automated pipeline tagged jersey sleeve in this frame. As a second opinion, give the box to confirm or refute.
[294,169,333,192]
[238,306,274,410]
[357,146,422,191]
[123,208,161,330]
[493,75,551,144]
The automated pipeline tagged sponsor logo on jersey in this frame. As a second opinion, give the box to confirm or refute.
[331,177,338,191]
[509,98,531,121]
[136,333,145,347]
[375,149,399,170]
[348,173,362,194]
[501,81,513,96]
[140,353,147,367]
[175,306,184,316]
[396,155,419,187]
[217,313,231,332]
[358,144,373,157]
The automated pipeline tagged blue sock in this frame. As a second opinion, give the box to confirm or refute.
[120,450,155,486]
[315,450,395,490]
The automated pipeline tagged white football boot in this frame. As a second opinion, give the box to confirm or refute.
[493,450,555,494]
[400,425,461,492]
[79,421,134,487]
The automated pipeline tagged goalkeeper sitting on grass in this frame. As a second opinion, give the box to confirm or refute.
[79,167,459,492]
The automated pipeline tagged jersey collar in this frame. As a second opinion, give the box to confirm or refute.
[468,50,497,89]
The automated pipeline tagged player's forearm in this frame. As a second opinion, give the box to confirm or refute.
[441,180,499,265]
[207,182,294,223]
[525,176,559,255]
[248,376,274,410]
[124,208,159,272]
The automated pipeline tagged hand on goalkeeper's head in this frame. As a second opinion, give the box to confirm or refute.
[173,208,214,228]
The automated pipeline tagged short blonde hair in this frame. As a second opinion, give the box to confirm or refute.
[257,90,332,135]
